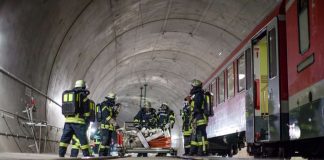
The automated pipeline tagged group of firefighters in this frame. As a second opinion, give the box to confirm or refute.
[58,80,121,157]
[58,79,209,157]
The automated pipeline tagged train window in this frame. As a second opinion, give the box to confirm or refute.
[227,64,234,98]
[211,80,217,106]
[237,53,246,92]
[298,0,310,54]
[268,28,277,78]
[219,72,225,103]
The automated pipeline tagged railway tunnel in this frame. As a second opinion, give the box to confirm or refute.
[2,0,323,159]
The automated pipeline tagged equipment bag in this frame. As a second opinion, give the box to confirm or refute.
[62,90,79,116]
[204,91,214,117]
[96,103,102,122]
[89,100,96,122]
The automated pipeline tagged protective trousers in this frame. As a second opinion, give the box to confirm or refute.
[59,123,90,157]
[184,135,191,155]
[99,129,112,156]
[190,130,198,155]
[71,136,80,157]
[196,125,208,156]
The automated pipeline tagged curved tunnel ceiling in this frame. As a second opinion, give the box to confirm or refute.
[36,0,280,128]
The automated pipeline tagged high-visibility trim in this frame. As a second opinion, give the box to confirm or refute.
[100,124,114,130]
[68,93,73,102]
[197,119,207,126]
[72,145,79,149]
[80,144,89,150]
[59,142,69,147]
[183,130,192,136]
[72,135,80,143]
[76,94,79,102]
[63,94,68,102]
[190,141,198,146]
[202,137,206,152]
[198,141,209,146]
[65,117,85,124]
[84,112,90,117]
[83,97,88,102]
[106,116,111,121]
[184,145,191,148]
[99,145,109,149]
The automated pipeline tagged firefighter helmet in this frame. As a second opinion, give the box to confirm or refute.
[161,103,169,110]
[191,79,202,87]
[75,80,86,88]
[143,101,151,108]
[107,92,116,99]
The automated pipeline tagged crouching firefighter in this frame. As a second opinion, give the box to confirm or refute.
[97,93,117,157]
[181,96,192,156]
[59,80,91,157]
[189,79,208,156]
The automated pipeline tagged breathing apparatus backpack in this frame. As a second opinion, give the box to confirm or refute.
[203,91,214,117]
[88,99,96,122]
[62,89,90,116]
[96,103,102,122]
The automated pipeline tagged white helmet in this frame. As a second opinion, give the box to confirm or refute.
[143,101,151,109]
[75,80,86,88]
[107,92,116,99]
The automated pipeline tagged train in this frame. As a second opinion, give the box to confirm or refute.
[203,0,324,158]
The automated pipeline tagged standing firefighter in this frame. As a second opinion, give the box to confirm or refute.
[190,79,208,156]
[59,80,91,157]
[70,99,95,157]
[98,93,117,157]
[181,96,192,156]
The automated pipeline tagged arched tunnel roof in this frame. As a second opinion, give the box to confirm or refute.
[0,0,279,138]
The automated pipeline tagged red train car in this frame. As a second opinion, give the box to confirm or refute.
[203,0,324,158]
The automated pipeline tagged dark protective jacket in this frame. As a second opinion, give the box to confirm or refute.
[157,108,175,129]
[190,86,207,126]
[100,99,115,130]
[134,108,156,129]
[182,103,192,136]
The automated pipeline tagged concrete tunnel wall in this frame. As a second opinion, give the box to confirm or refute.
[0,0,279,154]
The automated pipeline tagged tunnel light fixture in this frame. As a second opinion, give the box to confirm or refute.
[239,74,245,80]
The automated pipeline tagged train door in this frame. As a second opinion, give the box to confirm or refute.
[253,28,270,142]
[245,46,254,144]
[246,18,281,143]
[267,18,281,141]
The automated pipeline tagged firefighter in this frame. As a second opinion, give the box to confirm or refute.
[133,101,154,157]
[157,103,175,130]
[189,79,208,156]
[59,80,91,157]
[156,103,174,157]
[181,96,192,156]
[99,92,117,157]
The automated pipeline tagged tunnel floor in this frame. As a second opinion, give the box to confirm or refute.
[0,152,306,160]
